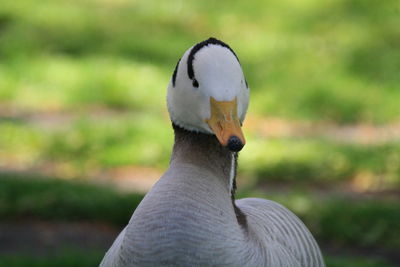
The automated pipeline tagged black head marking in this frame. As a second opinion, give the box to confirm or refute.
[187,37,240,82]
[172,58,181,87]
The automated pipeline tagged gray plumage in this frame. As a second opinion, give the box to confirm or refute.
[100,125,325,266]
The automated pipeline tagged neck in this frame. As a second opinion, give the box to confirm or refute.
[171,123,232,187]
[122,123,250,265]
[171,123,246,226]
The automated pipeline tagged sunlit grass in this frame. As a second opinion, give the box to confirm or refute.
[2,115,400,189]
[1,0,399,122]
[0,56,169,111]
[43,114,172,170]
[0,113,173,177]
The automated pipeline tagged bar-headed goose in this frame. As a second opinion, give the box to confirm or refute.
[100,37,324,267]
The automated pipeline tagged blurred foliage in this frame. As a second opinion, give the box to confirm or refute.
[42,115,171,170]
[0,173,143,226]
[2,118,400,190]
[0,250,103,267]
[243,138,400,187]
[0,56,168,111]
[315,199,400,251]
[0,0,399,122]
[325,255,394,267]
[0,115,172,175]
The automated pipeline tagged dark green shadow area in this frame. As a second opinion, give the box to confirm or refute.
[242,138,400,188]
[0,250,103,267]
[0,172,143,226]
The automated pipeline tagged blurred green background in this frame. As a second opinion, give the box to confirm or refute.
[0,0,399,266]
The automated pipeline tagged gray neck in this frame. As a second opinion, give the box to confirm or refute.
[122,124,250,265]
[171,123,247,226]
[171,123,232,186]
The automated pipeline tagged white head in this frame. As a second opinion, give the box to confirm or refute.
[167,37,249,151]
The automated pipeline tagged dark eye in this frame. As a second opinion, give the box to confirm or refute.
[192,79,199,88]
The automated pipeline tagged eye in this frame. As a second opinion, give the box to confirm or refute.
[192,79,199,88]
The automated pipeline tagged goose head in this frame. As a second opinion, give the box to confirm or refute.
[167,37,249,152]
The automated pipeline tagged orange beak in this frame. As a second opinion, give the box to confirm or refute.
[205,97,246,152]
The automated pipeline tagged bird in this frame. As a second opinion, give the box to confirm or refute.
[100,37,325,267]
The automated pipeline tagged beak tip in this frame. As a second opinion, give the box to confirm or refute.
[227,136,245,152]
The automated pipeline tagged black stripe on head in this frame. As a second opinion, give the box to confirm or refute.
[187,37,240,81]
[172,58,181,87]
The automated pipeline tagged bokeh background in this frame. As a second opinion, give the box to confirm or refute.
[1,0,399,266]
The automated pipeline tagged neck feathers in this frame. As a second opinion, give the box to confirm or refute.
[171,123,247,228]
[171,123,232,181]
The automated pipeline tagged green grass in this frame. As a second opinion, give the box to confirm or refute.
[325,255,394,267]
[241,137,400,187]
[0,114,173,175]
[3,117,400,188]
[0,173,143,226]
[1,0,399,123]
[41,115,173,171]
[315,199,400,251]
[0,56,169,111]
[2,117,400,188]
[0,250,103,267]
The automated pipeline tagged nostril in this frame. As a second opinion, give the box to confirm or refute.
[227,136,244,152]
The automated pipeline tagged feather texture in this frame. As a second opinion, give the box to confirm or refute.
[100,125,324,266]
